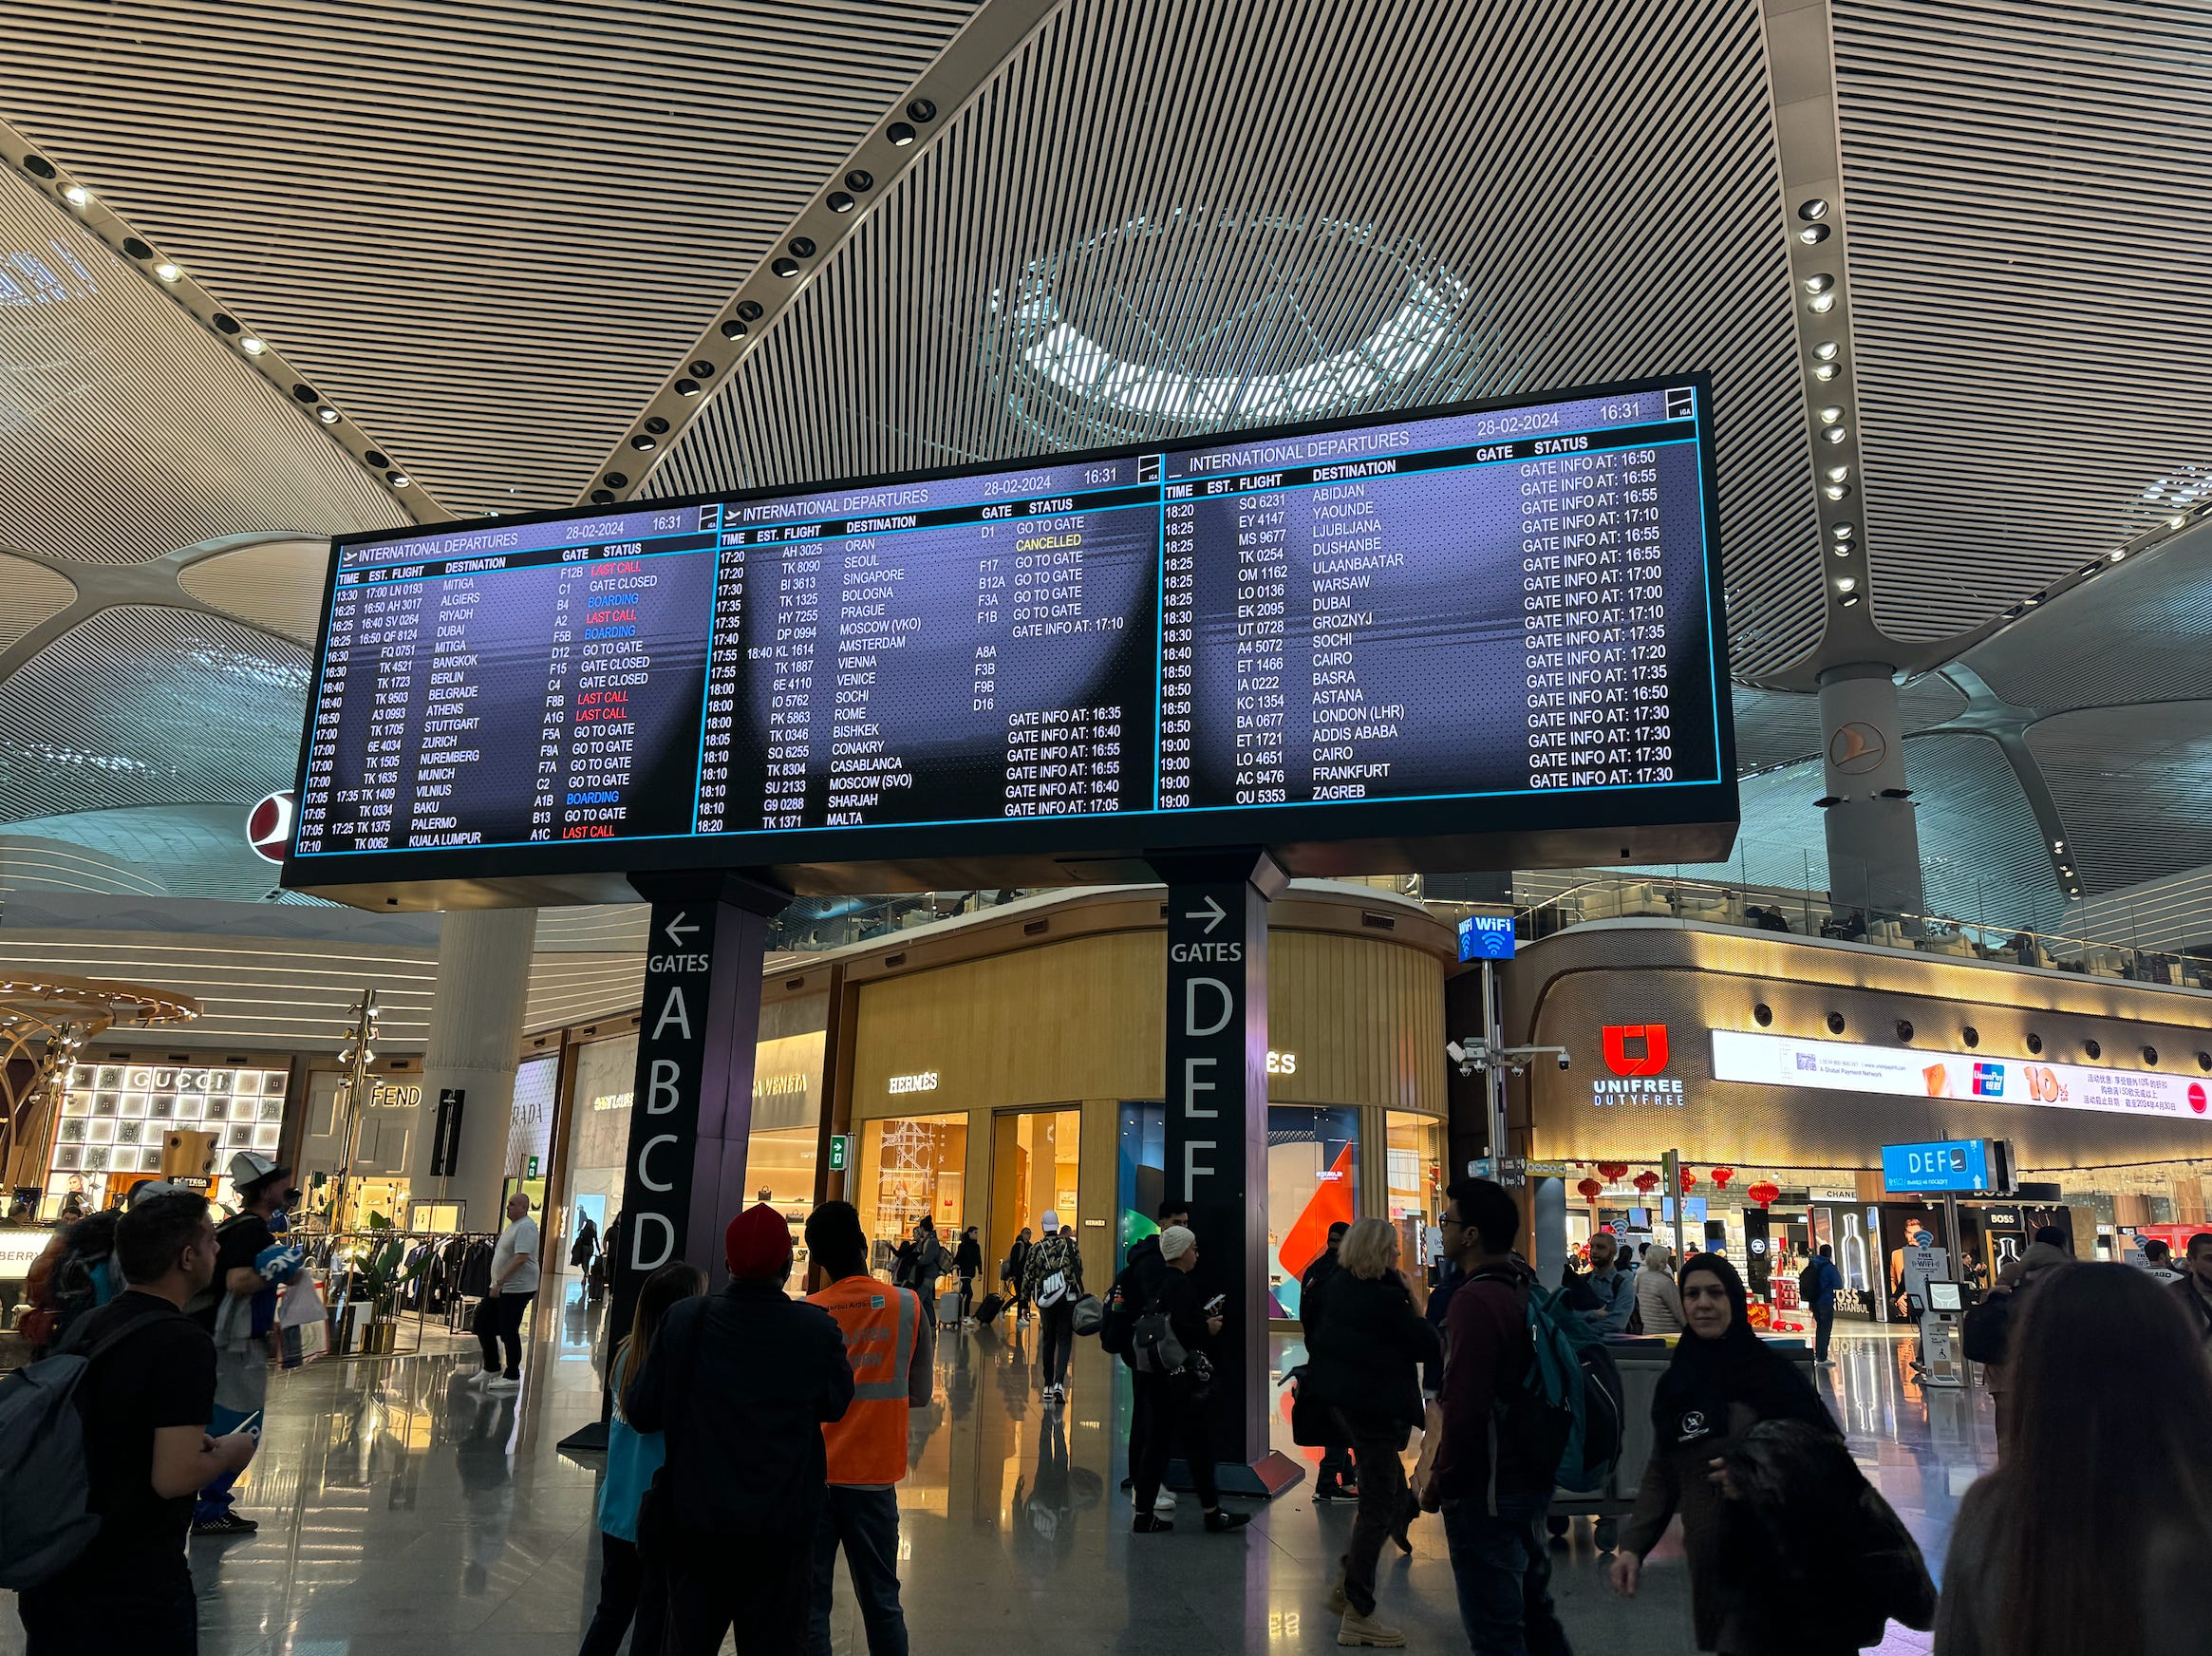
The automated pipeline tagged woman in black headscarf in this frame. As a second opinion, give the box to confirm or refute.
[1608,1253,1932,1653]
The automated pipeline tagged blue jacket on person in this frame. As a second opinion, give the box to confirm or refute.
[1582,1264,1635,1335]
[1809,1255,1844,1309]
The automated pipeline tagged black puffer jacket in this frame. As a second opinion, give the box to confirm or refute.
[1302,1270,1440,1440]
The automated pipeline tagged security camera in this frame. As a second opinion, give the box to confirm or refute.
[1445,1041,1468,1064]
[1557,1051,1572,1071]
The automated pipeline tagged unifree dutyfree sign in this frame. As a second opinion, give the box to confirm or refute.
[1711,1029,2212,1124]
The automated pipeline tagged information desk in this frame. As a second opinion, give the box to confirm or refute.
[287,376,1736,904]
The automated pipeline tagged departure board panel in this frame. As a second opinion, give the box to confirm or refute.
[288,376,1736,902]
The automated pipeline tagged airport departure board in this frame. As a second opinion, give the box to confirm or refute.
[288,377,1736,902]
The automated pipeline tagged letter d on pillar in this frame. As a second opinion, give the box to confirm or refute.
[1150,848,1296,1496]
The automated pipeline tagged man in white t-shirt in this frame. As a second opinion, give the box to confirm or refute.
[477,1192,539,1390]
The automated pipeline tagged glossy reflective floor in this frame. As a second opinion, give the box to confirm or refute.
[6,1284,1987,1655]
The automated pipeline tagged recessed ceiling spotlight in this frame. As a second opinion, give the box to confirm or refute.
[1798,198,1829,221]
[1798,223,1829,245]
[689,359,716,378]
[629,434,656,451]
[603,472,628,489]
[1824,482,1850,500]
[1809,292,1837,313]
[789,236,815,258]
[122,235,152,259]
[1830,523,1854,539]
[1818,405,1843,424]
[154,261,182,282]
[386,470,410,487]
[1826,463,1849,482]
[1803,273,1834,295]
[828,191,855,213]
[736,300,764,322]
[644,415,670,435]
[590,488,616,506]
[887,121,917,146]
[845,169,873,192]
[1813,341,1839,361]
[719,317,747,340]
[907,98,937,122]
[2053,839,2064,851]
[61,182,93,206]
[1812,363,1839,382]
[315,405,339,423]
[1823,423,1847,442]
[1832,543,1852,557]
[364,449,390,468]
[2109,549,2126,562]
[240,337,266,355]
[675,377,702,397]
[1835,576,1857,593]
[2170,515,2184,528]
[771,256,799,277]
[1840,593,1861,607]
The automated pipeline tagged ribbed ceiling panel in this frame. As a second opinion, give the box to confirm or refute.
[1902,731,2056,930]
[1833,0,2212,643]
[176,538,331,644]
[0,552,75,648]
[0,169,406,564]
[647,0,1828,677]
[2028,703,2212,895]
[1959,527,2212,709]
[0,607,309,819]
[0,1,978,514]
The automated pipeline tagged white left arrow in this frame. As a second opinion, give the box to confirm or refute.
[1187,894,1227,934]
[663,913,700,948]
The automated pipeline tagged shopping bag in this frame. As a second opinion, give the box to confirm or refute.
[277,1279,329,1368]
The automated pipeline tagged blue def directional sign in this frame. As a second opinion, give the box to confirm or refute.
[1883,1138,1991,1194]
[1458,913,1516,962]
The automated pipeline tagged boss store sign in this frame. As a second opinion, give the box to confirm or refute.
[1591,1024,1686,1106]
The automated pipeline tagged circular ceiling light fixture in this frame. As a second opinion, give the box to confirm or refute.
[1840,593,1861,607]
[240,336,266,355]
[1818,405,1843,424]
[1823,423,1847,442]
[1809,292,1837,313]
[1797,198,1829,220]
[719,317,746,339]
[1830,522,1853,538]
[385,470,410,487]
[1826,463,1849,482]
[887,121,917,146]
[845,169,873,193]
[990,210,1468,437]
[61,182,93,206]
[1824,481,1850,500]
[154,261,182,282]
[828,191,855,213]
[1797,223,1829,245]
[1812,363,1839,382]
[315,405,339,423]
[1812,341,1839,361]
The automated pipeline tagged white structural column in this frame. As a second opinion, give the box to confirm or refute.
[1817,664,1925,921]
[411,907,536,1226]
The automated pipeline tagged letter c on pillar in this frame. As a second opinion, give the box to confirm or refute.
[637,1133,678,1192]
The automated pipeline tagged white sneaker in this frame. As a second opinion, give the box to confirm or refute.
[486,1375,521,1392]
[1337,1609,1406,1648]
[1155,1490,1178,1514]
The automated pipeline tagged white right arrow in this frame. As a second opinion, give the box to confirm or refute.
[663,913,700,948]
[1187,894,1227,934]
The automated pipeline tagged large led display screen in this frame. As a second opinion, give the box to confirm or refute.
[286,376,1734,901]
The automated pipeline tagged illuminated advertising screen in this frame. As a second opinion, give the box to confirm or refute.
[1880,1138,1991,1194]
[287,376,1734,903]
[1713,1029,2212,1127]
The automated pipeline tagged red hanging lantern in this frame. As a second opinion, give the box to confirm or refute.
[1747,1180,1781,1208]
[1711,1166,1735,1189]
[1597,1160,1630,1182]
[1577,1176,1604,1201]
[1679,1167,1698,1192]
[1632,1170,1660,1195]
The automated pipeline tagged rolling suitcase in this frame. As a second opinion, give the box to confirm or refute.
[976,1291,1008,1327]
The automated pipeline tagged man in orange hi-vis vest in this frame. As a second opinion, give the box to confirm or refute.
[803,1201,934,1656]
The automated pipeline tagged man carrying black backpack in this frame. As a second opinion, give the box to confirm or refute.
[11,1190,258,1656]
[1427,1177,1573,1656]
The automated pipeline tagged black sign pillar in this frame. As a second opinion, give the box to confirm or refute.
[562,870,786,1455]
[1150,847,1300,1497]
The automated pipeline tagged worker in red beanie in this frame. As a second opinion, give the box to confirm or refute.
[627,1204,853,1654]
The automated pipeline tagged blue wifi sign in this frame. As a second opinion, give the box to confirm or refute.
[1458,913,1517,962]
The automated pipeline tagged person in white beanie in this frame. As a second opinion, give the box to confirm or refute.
[1129,1223,1250,1534]
[1022,1211,1085,1404]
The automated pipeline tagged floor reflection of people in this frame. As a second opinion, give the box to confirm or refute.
[1014,1408,1075,1563]
[453,1375,518,1594]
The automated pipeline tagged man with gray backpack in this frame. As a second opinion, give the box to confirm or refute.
[5,1189,260,1656]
